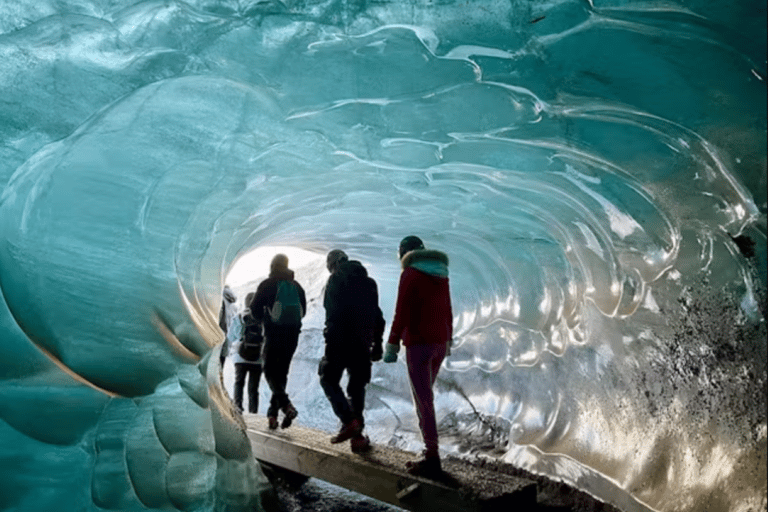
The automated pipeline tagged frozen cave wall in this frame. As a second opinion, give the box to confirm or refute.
[0,1,765,512]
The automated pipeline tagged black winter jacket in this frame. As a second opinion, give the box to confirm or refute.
[323,260,385,357]
[249,268,307,326]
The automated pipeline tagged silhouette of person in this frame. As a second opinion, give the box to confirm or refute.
[249,254,307,430]
[383,236,452,477]
[229,292,263,414]
[218,285,238,366]
[320,250,385,452]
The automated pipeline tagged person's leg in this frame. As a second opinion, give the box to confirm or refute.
[264,326,300,413]
[233,363,247,411]
[319,355,353,424]
[246,363,262,414]
[261,334,281,421]
[263,328,287,414]
[346,357,372,426]
[406,343,447,458]
[271,326,300,428]
[346,355,372,453]
[279,327,300,411]
[267,395,280,421]
[427,343,446,388]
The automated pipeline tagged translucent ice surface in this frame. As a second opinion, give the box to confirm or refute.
[0,1,765,511]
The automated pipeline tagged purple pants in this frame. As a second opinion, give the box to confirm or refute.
[406,342,447,456]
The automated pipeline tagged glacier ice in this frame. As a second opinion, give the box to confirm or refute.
[0,1,765,511]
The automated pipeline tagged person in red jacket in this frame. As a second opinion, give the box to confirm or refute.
[383,235,452,477]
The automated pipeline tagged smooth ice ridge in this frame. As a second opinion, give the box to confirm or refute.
[0,1,765,512]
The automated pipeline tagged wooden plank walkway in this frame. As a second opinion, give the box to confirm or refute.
[244,416,537,511]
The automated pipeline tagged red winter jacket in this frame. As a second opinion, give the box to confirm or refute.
[387,249,453,347]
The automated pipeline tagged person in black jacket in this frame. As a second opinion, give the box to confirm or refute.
[228,292,264,414]
[249,254,307,430]
[320,250,385,451]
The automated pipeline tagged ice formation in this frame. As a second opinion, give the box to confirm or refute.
[0,1,765,511]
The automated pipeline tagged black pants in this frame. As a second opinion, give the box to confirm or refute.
[263,324,301,418]
[318,347,371,426]
[234,363,262,413]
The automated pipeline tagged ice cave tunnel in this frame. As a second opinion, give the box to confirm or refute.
[0,1,765,511]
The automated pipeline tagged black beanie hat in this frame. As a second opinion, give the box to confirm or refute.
[399,235,424,259]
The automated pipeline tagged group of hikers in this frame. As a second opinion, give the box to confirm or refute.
[218,235,452,477]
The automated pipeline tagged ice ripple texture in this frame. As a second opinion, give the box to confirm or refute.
[0,2,765,512]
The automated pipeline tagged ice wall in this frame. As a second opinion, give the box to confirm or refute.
[0,1,765,512]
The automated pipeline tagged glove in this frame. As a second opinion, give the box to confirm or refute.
[382,343,400,363]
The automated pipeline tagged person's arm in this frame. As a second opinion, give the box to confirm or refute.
[323,277,331,312]
[387,269,415,347]
[384,269,414,362]
[250,279,274,323]
[297,281,307,318]
[323,273,340,327]
[370,281,385,361]
[220,320,229,364]
[218,301,227,333]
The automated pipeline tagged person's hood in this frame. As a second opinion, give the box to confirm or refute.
[401,249,449,278]
[269,267,295,280]
[223,286,236,303]
[337,259,368,279]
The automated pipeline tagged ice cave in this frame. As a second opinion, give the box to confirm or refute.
[0,1,765,511]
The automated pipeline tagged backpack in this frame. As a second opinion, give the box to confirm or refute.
[238,329,263,361]
[268,280,303,325]
[237,310,262,361]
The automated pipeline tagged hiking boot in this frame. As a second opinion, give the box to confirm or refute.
[350,434,371,453]
[267,416,278,430]
[330,418,362,444]
[280,404,298,429]
[405,454,442,478]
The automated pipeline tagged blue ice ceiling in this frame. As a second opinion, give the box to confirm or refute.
[0,1,765,512]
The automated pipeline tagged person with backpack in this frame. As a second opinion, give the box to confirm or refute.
[320,250,385,452]
[383,236,452,477]
[228,292,264,414]
[249,253,307,430]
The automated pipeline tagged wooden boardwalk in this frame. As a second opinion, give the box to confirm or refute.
[244,416,537,511]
